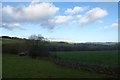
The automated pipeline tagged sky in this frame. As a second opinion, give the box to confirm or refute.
[0,2,119,43]
[1,0,120,2]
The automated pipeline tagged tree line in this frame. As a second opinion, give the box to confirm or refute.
[2,35,119,58]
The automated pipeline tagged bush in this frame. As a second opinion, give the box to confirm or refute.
[2,44,19,54]
[28,40,50,58]
[2,43,28,54]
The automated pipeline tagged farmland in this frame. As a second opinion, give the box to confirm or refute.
[2,37,119,78]
[2,54,108,78]
[52,51,118,67]
[2,38,26,44]
[1,1,119,79]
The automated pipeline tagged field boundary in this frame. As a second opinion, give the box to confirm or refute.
[52,58,118,78]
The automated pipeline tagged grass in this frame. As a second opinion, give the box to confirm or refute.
[52,51,118,67]
[2,38,26,44]
[0,53,2,78]
[2,54,108,78]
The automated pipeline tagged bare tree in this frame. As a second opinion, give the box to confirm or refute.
[29,34,44,41]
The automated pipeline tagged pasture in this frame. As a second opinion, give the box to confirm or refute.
[2,54,108,78]
[0,53,2,78]
[52,51,118,68]
[2,38,26,44]
[2,38,118,78]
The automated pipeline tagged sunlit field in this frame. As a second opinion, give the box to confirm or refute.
[2,54,108,78]
[52,51,118,68]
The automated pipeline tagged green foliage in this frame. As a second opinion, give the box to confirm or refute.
[2,38,29,54]
[3,54,108,78]
[2,37,50,58]
[28,40,49,58]
[27,34,49,58]
[2,43,28,54]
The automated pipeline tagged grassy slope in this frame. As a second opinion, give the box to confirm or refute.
[53,51,118,67]
[2,38,25,44]
[2,54,108,78]
[0,54,1,78]
[0,39,2,78]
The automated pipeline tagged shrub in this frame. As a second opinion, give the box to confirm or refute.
[28,39,50,58]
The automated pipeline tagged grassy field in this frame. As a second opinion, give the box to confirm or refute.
[0,39,2,78]
[52,51,118,67]
[0,53,2,78]
[2,54,109,78]
[2,39,118,78]
[2,38,26,44]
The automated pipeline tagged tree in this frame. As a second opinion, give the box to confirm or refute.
[28,34,49,58]
[29,34,44,41]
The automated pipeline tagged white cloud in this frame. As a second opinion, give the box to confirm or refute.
[2,23,25,30]
[111,23,118,28]
[65,6,86,14]
[3,3,59,22]
[54,16,73,24]
[22,3,59,21]
[79,7,108,27]
[75,15,82,19]
[2,3,110,30]
[101,23,118,29]
[53,14,82,25]
[2,2,59,30]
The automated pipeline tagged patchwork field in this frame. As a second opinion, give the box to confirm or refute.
[2,54,108,78]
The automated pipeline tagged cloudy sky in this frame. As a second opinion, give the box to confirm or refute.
[1,2,118,42]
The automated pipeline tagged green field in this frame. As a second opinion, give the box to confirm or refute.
[2,38,25,44]
[0,53,2,78]
[2,39,118,78]
[52,51,118,67]
[3,54,109,78]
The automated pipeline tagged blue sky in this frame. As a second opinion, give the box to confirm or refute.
[1,0,120,2]
[1,2,118,42]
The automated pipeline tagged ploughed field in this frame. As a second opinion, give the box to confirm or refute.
[52,51,118,68]
[3,54,108,78]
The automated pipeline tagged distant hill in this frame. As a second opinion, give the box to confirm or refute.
[0,36,26,40]
[1,35,119,46]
